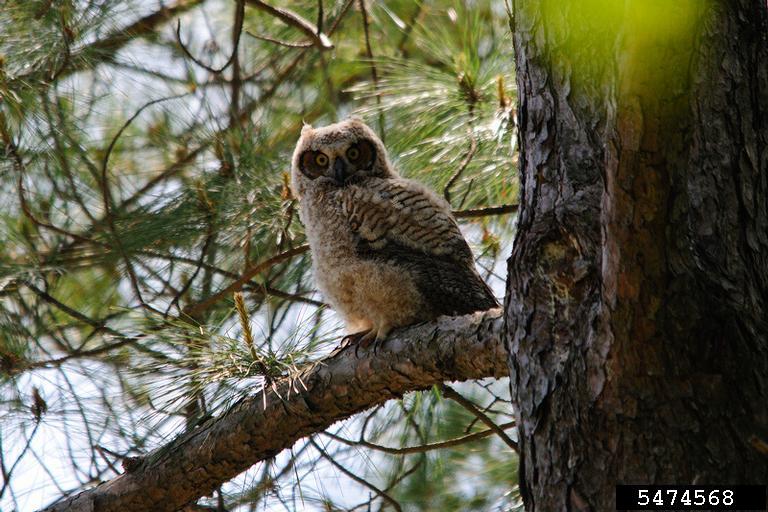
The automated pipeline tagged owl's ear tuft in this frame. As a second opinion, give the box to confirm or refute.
[301,122,313,135]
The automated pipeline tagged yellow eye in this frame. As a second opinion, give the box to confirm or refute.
[315,153,328,166]
[347,147,360,160]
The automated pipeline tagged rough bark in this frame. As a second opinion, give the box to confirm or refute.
[41,310,506,512]
[505,0,768,510]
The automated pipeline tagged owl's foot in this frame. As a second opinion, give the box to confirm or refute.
[356,324,392,356]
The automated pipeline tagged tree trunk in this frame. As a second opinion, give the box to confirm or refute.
[505,0,768,510]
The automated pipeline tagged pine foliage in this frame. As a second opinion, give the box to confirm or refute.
[0,1,519,510]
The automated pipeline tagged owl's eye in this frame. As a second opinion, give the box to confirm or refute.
[300,150,330,178]
[348,140,376,170]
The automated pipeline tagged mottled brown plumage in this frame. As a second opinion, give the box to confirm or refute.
[291,118,498,345]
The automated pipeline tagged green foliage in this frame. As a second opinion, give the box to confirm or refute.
[370,383,522,511]
[0,1,518,510]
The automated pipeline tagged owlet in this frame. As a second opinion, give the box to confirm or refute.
[291,118,498,346]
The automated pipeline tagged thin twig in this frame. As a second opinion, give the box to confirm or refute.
[165,230,215,316]
[0,422,41,500]
[49,13,73,84]
[141,250,238,279]
[316,0,324,35]
[358,0,385,140]
[441,385,519,453]
[457,177,475,210]
[258,286,325,307]
[99,93,188,212]
[229,0,246,127]
[120,145,207,212]
[324,420,516,455]
[244,0,333,49]
[245,31,314,48]
[348,461,423,511]
[41,93,97,223]
[310,439,403,512]
[328,0,355,34]
[175,0,245,74]
[100,94,187,312]
[443,130,478,204]
[183,244,309,317]
[2,111,98,246]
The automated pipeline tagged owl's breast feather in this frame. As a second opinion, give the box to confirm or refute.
[300,186,357,266]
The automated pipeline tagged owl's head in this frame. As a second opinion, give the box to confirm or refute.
[290,118,397,198]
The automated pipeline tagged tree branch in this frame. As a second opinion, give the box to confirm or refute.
[182,244,310,317]
[41,309,506,512]
[441,385,518,453]
[323,420,516,454]
[64,0,204,79]
[244,0,333,49]
[310,439,403,512]
[453,204,519,219]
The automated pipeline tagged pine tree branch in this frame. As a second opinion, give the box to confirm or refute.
[40,309,506,512]
[323,420,516,454]
[441,385,518,453]
[2,1,203,98]
[244,0,334,50]
[70,0,204,75]
[182,244,310,317]
[453,204,519,218]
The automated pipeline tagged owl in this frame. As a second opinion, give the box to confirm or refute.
[291,118,498,347]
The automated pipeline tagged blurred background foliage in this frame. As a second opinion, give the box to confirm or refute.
[0,0,520,510]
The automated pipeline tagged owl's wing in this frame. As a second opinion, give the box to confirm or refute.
[341,179,473,264]
[341,179,498,316]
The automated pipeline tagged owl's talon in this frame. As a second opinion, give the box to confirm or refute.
[369,325,392,355]
[339,330,370,352]
[350,330,376,357]
[373,336,389,355]
[340,331,366,346]
[358,330,377,348]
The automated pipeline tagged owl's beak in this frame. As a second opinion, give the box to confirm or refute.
[333,158,348,184]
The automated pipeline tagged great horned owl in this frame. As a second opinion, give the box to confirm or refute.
[291,118,498,346]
